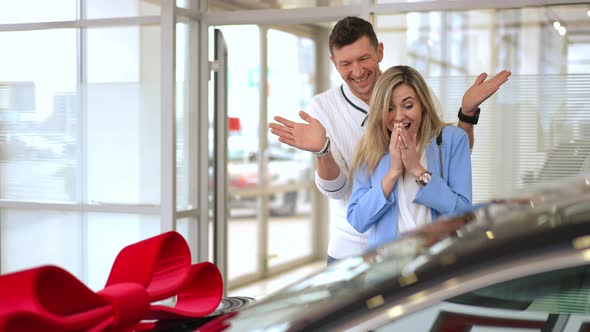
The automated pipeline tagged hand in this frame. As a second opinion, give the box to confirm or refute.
[398,127,425,179]
[268,111,327,152]
[389,124,404,175]
[461,70,511,115]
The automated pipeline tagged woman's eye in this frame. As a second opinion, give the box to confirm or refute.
[404,104,413,110]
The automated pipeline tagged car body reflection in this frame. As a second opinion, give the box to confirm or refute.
[206,174,590,331]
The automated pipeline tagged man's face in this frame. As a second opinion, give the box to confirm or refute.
[331,35,383,104]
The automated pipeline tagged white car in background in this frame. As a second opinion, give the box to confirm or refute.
[227,137,312,217]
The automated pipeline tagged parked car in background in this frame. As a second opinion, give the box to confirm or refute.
[226,132,312,218]
[194,174,590,331]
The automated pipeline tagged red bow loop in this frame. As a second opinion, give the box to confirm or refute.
[0,231,224,331]
[105,231,193,302]
[148,261,223,320]
[0,265,113,331]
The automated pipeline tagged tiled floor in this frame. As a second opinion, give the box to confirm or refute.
[228,260,326,299]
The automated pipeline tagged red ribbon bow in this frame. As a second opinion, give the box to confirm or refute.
[0,231,223,332]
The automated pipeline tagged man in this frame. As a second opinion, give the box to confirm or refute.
[268,16,511,263]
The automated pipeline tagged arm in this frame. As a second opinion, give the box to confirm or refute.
[347,165,394,233]
[348,128,406,232]
[315,151,350,199]
[414,129,472,215]
[459,70,512,148]
[457,120,475,150]
[314,149,349,200]
[316,148,341,181]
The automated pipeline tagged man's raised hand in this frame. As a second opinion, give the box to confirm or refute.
[269,111,327,153]
[461,69,511,115]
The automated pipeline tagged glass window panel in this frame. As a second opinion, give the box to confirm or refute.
[267,29,316,122]
[375,4,590,202]
[175,217,207,268]
[0,29,78,202]
[176,21,200,210]
[86,212,160,290]
[87,27,141,83]
[447,12,467,76]
[228,216,258,280]
[215,25,261,281]
[208,0,363,11]
[177,22,188,210]
[1,209,83,280]
[175,217,193,244]
[267,29,315,268]
[85,0,160,19]
[0,209,160,291]
[268,190,313,267]
[85,26,160,205]
[0,0,76,24]
[568,44,590,74]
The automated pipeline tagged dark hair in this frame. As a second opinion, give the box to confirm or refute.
[329,16,378,56]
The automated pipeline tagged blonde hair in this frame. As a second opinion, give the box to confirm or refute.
[350,65,446,177]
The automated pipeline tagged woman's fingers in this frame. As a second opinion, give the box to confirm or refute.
[397,128,410,150]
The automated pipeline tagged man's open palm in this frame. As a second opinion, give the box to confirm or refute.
[462,70,511,114]
[269,111,327,152]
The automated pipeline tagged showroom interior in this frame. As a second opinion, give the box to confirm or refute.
[0,0,589,299]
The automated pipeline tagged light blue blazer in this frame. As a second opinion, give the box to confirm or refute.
[347,126,472,250]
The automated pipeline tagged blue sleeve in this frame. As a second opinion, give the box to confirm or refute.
[414,130,472,215]
[347,164,395,233]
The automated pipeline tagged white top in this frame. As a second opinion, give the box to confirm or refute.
[306,84,369,259]
[396,153,432,234]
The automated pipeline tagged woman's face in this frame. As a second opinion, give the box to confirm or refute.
[386,83,423,141]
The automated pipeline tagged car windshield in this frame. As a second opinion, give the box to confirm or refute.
[449,265,590,314]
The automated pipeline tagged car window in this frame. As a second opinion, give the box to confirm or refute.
[450,266,590,314]
[375,265,590,331]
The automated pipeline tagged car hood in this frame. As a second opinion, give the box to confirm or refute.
[223,174,590,331]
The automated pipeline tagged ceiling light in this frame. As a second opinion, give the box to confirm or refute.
[558,26,567,35]
[553,21,561,29]
[587,10,590,17]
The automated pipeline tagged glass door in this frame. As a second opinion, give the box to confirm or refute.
[211,25,318,288]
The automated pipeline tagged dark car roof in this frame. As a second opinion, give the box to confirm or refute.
[223,174,590,331]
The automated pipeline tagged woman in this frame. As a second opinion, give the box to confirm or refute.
[347,65,472,250]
